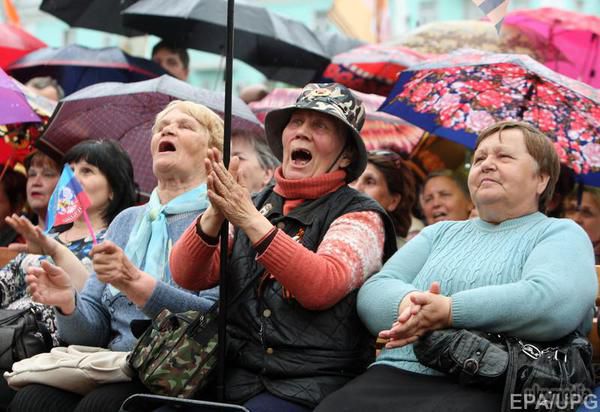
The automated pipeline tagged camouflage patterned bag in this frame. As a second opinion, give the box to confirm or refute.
[128,303,218,398]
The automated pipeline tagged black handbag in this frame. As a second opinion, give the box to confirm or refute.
[0,307,53,370]
[413,329,594,412]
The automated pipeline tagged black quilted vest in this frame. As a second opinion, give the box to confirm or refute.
[224,184,397,408]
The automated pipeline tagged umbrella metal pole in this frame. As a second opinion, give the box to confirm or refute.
[217,0,235,402]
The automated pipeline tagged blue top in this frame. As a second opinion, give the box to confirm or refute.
[55,204,219,352]
[357,212,598,375]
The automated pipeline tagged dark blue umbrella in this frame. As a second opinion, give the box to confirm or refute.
[8,44,166,95]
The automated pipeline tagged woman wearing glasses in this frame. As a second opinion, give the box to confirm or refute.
[351,150,420,247]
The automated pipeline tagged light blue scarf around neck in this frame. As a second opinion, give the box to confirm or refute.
[108,183,208,295]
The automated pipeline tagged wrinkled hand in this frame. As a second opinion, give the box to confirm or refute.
[206,147,258,229]
[6,214,60,256]
[26,260,75,314]
[379,282,452,349]
[91,241,142,292]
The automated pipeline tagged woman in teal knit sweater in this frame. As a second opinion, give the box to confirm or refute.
[316,120,598,412]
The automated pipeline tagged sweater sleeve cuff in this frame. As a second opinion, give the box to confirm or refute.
[450,293,468,328]
[253,227,278,255]
[195,215,219,245]
[256,230,299,274]
[185,220,218,252]
[54,291,82,321]
[142,280,168,318]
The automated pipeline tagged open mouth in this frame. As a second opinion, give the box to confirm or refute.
[432,211,448,221]
[291,148,312,166]
[158,141,176,153]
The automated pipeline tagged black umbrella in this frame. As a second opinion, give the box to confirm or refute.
[40,0,142,37]
[36,75,261,197]
[8,44,166,96]
[121,0,362,85]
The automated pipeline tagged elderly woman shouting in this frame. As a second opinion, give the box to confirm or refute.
[170,83,397,412]
[316,120,598,412]
[11,101,221,412]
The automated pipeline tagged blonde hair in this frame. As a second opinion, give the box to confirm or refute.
[153,100,224,152]
[475,120,560,211]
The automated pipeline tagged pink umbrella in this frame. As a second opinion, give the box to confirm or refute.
[249,87,423,155]
[505,8,600,88]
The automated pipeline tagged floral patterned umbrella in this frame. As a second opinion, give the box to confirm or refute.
[249,87,423,155]
[320,44,431,96]
[398,20,564,63]
[379,50,600,184]
[504,8,600,88]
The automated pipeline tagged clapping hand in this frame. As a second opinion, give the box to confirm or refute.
[379,281,452,349]
[26,260,76,315]
[91,241,142,292]
[6,214,59,256]
[205,148,257,229]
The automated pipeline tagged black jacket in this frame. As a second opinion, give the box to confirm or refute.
[224,185,397,407]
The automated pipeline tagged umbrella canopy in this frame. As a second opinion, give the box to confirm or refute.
[321,43,431,96]
[122,0,362,86]
[379,50,600,184]
[12,77,57,118]
[398,20,562,63]
[40,0,142,37]
[0,68,41,126]
[249,87,423,155]
[0,75,52,168]
[0,23,46,69]
[37,75,263,197]
[8,44,166,96]
[505,8,600,88]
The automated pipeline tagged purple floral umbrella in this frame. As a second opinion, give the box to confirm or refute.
[0,68,40,125]
[379,50,600,185]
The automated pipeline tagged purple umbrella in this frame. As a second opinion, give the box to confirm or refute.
[0,68,40,125]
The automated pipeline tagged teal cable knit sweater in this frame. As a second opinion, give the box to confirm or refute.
[357,212,598,375]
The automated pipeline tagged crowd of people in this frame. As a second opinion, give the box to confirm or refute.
[0,70,598,412]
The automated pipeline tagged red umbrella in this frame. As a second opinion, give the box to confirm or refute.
[249,87,423,155]
[321,44,430,96]
[505,8,600,88]
[0,24,46,69]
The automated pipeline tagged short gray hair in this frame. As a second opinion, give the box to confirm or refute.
[232,129,280,171]
[25,76,64,99]
[423,169,470,200]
